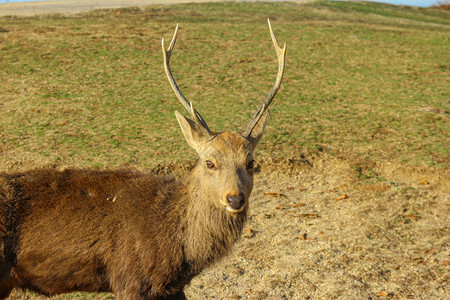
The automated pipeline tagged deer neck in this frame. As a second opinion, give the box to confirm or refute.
[180,168,247,271]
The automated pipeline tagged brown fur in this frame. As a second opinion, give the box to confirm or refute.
[0,129,264,299]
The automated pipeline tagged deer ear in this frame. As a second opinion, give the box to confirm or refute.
[175,110,207,153]
[246,112,269,152]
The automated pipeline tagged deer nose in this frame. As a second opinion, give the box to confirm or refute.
[226,193,246,210]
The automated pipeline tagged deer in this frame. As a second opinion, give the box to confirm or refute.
[0,19,286,300]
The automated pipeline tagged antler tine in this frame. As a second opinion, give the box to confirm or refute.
[243,19,287,138]
[162,24,213,138]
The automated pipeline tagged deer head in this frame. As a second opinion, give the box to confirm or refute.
[162,20,286,213]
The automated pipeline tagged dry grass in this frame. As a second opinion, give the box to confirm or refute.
[432,1,450,10]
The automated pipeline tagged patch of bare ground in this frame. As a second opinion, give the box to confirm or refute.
[182,154,449,299]
[5,154,449,299]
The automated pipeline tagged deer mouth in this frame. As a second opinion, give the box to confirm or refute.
[225,205,245,213]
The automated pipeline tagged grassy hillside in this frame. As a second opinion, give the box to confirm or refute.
[0,1,448,170]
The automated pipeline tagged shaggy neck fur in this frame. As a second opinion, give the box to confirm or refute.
[180,166,247,273]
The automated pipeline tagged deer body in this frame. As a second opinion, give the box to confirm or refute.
[0,141,245,299]
[0,20,286,299]
[0,132,258,299]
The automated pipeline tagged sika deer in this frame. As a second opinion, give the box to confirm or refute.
[0,20,286,299]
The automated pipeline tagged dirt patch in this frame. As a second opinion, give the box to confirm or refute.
[0,0,301,17]
[182,155,449,299]
[0,0,213,17]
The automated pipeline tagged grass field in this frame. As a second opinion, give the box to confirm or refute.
[0,1,448,170]
[0,1,449,299]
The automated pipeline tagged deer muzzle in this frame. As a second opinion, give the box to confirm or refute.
[225,193,246,212]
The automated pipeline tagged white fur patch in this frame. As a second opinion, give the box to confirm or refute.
[226,206,244,213]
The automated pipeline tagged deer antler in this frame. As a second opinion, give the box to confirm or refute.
[243,19,286,138]
[162,24,214,139]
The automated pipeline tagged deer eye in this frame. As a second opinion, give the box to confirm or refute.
[247,160,255,170]
[206,160,216,170]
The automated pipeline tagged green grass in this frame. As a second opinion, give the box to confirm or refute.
[0,1,449,171]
